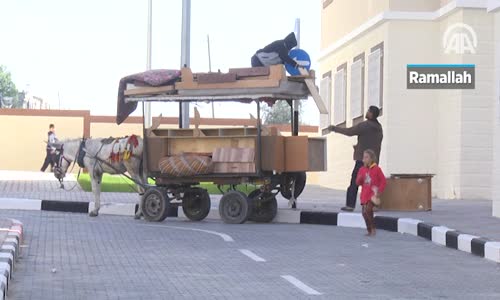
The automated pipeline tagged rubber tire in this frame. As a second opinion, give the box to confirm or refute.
[182,188,211,221]
[248,190,278,223]
[219,191,252,224]
[141,187,170,222]
[280,172,307,200]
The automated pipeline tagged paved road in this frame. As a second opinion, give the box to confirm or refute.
[2,210,500,300]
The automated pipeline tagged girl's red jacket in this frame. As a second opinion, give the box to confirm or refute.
[356,164,387,205]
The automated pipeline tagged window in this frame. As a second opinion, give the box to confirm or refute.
[367,42,384,111]
[333,66,347,125]
[350,54,364,122]
[323,0,333,8]
[320,72,332,128]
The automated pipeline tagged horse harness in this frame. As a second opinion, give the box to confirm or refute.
[54,138,86,188]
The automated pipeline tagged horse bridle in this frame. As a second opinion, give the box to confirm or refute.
[54,145,73,182]
[54,139,85,187]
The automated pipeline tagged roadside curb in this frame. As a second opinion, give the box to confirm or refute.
[0,198,177,217]
[297,210,500,264]
[1,198,498,264]
[0,218,23,300]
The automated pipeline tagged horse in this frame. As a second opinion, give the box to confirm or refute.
[50,136,146,217]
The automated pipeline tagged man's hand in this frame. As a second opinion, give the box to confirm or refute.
[321,125,336,135]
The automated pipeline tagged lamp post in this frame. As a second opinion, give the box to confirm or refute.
[292,18,301,136]
[144,0,153,128]
[179,0,191,128]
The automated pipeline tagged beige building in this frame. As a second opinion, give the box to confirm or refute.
[318,0,500,217]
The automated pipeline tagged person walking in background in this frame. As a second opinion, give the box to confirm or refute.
[356,149,386,236]
[40,124,58,172]
[328,106,383,212]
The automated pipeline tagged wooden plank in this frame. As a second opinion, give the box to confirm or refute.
[269,65,286,81]
[197,73,237,84]
[288,70,316,82]
[175,79,280,90]
[298,68,328,114]
[124,85,174,96]
[169,137,255,156]
[181,67,194,83]
[229,66,270,77]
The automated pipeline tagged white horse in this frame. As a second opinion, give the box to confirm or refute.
[51,136,145,217]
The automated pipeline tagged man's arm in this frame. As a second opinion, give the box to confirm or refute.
[278,45,298,67]
[330,122,367,137]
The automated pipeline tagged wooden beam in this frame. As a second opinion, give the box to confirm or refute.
[298,68,328,114]
[124,85,175,96]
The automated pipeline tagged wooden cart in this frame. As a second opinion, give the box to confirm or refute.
[122,65,327,224]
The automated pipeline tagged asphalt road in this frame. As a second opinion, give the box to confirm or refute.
[2,210,500,300]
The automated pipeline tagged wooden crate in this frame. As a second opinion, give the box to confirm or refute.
[380,174,433,211]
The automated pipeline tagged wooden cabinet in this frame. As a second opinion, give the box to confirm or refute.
[380,174,433,211]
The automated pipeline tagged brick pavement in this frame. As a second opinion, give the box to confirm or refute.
[0,210,499,299]
[1,172,499,241]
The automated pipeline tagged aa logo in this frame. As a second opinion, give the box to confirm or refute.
[443,23,477,54]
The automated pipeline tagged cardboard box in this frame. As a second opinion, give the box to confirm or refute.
[147,137,167,172]
[213,162,256,173]
[380,175,433,211]
[284,136,309,172]
[212,147,255,163]
[308,138,327,171]
[261,136,285,172]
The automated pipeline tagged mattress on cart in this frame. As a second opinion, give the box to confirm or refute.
[118,65,315,124]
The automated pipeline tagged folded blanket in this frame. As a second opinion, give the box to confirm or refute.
[116,69,181,124]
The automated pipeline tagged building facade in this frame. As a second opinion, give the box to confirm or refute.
[318,0,500,217]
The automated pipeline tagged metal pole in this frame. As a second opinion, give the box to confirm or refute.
[207,34,212,72]
[180,0,191,128]
[144,0,153,128]
[292,18,300,136]
[207,34,215,118]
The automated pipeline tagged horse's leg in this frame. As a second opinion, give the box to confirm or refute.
[126,160,145,219]
[89,172,103,217]
[133,174,145,220]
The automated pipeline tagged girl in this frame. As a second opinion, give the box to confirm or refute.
[356,149,386,236]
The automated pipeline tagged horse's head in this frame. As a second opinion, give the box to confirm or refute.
[49,142,73,182]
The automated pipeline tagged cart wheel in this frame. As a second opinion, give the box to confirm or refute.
[219,191,252,224]
[182,188,211,221]
[248,190,277,223]
[280,172,307,200]
[141,187,170,222]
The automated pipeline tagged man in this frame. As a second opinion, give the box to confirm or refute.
[40,124,58,172]
[251,32,299,68]
[329,106,383,212]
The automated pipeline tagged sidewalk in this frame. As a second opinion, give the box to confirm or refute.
[1,171,499,241]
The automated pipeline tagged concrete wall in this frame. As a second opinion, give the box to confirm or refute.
[389,0,441,12]
[1,113,86,171]
[493,11,500,217]
[321,0,390,48]
[459,9,496,199]
[317,23,389,190]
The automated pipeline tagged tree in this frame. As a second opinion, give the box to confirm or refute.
[0,66,21,108]
[262,100,303,125]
